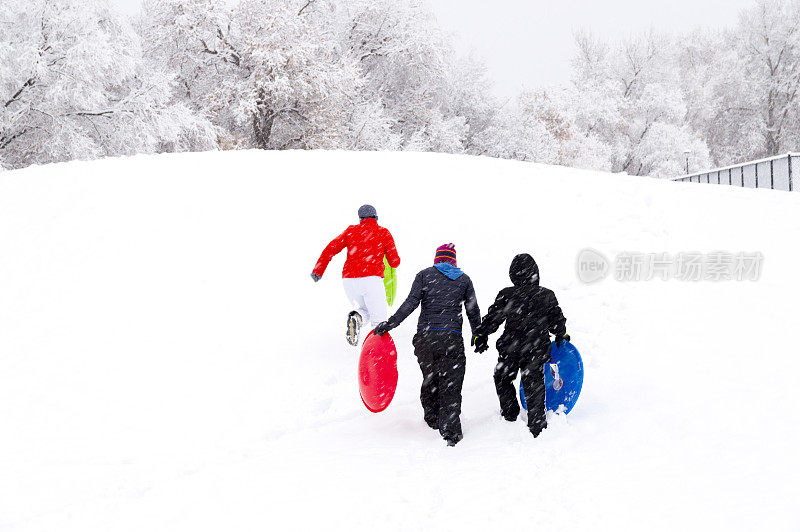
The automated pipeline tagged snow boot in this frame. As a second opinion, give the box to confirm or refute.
[346,311,363,346]
[444,433,462,447]
[502,412,518,422]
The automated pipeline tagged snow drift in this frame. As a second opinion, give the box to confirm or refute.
[1,151,798,531]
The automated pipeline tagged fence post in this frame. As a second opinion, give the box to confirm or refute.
[789,154,794,192]
[770,159,774,189]
[755,163,759,188]
[729,168,732,186]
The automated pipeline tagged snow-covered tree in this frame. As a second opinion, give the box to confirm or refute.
[471,89,565,165]
[445,55,499,153]
[671,31,731,166]
[329,0,488,152]
[140,0,398,151]
[0,0,215,170]
[558,31,711,177]
[471,107,560,164]
[728,0,800,159]
[667,0,800,166]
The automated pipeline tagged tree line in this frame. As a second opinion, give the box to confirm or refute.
[2,0,798,177]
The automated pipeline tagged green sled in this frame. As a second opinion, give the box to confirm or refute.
[383,257,397,307]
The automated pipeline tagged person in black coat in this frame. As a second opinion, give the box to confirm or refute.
[375,243,481,446]
[473,253,568,438]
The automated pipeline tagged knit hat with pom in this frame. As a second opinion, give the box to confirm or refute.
[434,243,457,266]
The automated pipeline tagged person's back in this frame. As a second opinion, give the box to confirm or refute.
[390,264,480,335]
[313,217,400,280]
[480,254,566,354]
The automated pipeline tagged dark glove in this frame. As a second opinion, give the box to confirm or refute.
[555,333,570,348]
[472,334,489,353]
[374,321,391,336]
[310,273,321,282]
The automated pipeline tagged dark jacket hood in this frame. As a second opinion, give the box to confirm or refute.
[509,253,540,286]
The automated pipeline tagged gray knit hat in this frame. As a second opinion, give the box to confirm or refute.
[358,204,378,220]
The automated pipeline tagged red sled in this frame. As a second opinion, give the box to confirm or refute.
[358,331,399,413]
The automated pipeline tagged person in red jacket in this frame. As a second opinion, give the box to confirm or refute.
[311,205,401,345]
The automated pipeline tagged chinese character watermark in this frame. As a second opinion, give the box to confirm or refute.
[577,249,763,283]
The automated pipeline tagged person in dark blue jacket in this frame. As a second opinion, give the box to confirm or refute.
[374,243,481,446]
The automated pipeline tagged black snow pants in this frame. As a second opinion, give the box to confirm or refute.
[412,331,466,442]
[494,338,551,436]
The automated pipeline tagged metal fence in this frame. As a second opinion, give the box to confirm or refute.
[672,153,797,192]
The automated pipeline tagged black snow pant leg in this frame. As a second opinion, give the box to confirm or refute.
[493,353,521,420]
[521,358,547,437]
[414,332,466,441]
[437,338,466,442]
[413,334,440,429]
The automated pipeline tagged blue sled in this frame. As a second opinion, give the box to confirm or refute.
[520,341,583,415]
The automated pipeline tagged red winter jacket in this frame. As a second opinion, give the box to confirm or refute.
[313,218,401,279]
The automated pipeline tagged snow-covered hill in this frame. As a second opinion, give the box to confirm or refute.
[1,151,799,531]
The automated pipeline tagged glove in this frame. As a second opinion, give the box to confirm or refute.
[310,273,321,282]
[472,334,489,354]
[555,333,570,348]
[374,321,391,336]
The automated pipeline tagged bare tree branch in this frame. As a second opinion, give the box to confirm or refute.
[298,0,314,16]
[0,128,30,150]
[5,78,36,108]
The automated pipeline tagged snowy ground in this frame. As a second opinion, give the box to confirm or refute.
[1,151,799,531]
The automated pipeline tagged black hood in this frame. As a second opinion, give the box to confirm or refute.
[509,253,540,286]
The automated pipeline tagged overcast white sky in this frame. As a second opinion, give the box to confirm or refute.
[112,0,755,97]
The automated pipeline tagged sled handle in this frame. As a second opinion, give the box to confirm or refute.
[549,363,563,391]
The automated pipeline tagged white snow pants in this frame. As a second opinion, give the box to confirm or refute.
[342,276,388,327]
